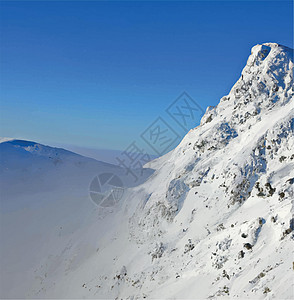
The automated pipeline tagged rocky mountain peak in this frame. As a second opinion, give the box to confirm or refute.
[200,43,293,131]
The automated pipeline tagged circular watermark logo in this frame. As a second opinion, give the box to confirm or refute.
[89,173,124,208]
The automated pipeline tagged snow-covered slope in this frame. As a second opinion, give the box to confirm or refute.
[119,42,294,299]
[1,43,293,299]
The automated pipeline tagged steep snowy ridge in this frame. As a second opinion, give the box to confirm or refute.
[112,43,294,299]
[1,43,293,299]
[134,42,293,232]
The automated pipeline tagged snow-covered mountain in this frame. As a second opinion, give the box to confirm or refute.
[1,42,293,299]
[0,139,152,297]
[119,42,294,299]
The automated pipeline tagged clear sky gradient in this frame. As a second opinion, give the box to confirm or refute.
[0,1,293,153]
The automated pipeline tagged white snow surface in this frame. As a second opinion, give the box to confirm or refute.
[0,43,293,299]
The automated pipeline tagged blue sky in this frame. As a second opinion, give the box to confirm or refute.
[0,1,293,154]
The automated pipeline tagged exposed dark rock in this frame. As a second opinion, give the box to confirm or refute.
[244,243,253,250]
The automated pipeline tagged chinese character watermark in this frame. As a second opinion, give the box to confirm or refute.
[140,117,180,156]
[89,92,204,208]
[116,141,151,182]
[166,92,204,131]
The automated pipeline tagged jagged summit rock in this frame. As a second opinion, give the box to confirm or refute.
[201,42,293,126]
